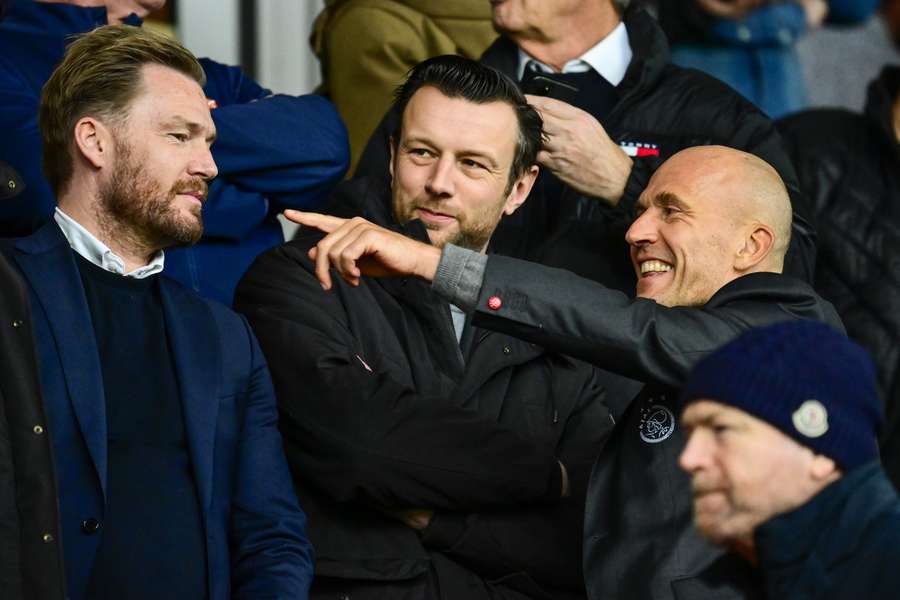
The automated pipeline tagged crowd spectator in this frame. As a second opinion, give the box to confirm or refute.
[289,145,841,600]
[357,0,816,293]
[0,25,312,600]
[659,0,879,118]
[680,320,897,599]
[0,0,349,305]
[778,65,900,488]
[237,56,611,600]
[311,0,497,173]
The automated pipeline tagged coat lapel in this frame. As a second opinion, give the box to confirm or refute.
[14,223,108,499]
[160,280,220,513]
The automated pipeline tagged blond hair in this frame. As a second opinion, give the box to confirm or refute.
[39,25,206,196]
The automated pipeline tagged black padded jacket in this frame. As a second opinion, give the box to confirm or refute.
[778,66,900,489]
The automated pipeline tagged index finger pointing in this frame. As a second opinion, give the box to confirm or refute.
[283,210,347,233]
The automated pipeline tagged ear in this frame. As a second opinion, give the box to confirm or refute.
[73,117,115,170]
[810,454,840,482]
[503,165,539,216]
[733,222,775,272]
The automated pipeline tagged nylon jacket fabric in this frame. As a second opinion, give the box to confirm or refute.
[777,66,900,489]
[0,251,66,600]
[756,461,900,599]
[235,176,614,599]
[466,256,842,599]
[0,0,349,305]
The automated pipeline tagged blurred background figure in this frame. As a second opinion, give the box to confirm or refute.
[311,0,498,174]
[680,320,897,599]
[799,0,900,111]
[656,0,879,117]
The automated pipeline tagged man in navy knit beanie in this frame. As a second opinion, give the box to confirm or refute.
[680,319,900,599]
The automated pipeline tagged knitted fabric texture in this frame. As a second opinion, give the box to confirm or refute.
[681,320,882,470]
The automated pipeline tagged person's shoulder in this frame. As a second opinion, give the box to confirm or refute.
[778,108,870,152]
[709,272,843,331]
[656,63,760,112]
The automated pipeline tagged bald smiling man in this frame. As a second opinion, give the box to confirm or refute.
[288,145,843,599]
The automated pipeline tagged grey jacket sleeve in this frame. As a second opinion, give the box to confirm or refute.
[430,244,487,313]
[454,255,838,388]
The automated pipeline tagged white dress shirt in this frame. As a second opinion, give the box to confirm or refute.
[54,207,165,279]
[516,21,632,86]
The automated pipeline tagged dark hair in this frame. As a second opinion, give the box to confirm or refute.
[392,55,544,190]
[39,25,206,197]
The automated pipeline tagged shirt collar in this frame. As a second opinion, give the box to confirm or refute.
[516,21,632,86]
[54,208,164,279]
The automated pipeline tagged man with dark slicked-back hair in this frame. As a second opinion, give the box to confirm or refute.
[357,0,816,298]
[286,144,844,600]
[236,55,613,600]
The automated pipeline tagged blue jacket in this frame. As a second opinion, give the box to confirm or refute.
[0,222,314,600]
[756,461,900,599]
[0,0,349,304]
[663,0,880,117]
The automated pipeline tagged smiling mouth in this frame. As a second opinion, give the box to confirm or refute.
[639,259,673,276]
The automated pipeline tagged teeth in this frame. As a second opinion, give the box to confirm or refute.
[641,260,672,274]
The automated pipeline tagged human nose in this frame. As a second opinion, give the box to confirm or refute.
[679,429,710,474]
[425,155,455,197]
[190,143,218,181]
[625,208,658,248]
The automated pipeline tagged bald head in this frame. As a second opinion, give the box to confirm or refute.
[654,146,791,270]
[627,146,793,307]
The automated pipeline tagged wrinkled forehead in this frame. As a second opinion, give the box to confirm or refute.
[638,157,736,211]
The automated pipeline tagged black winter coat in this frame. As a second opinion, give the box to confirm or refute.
[0,250,65,600]
[235,177,614,599]
[356,6,816,292]
[755,462,900,599]
[462,256,843,600]
[778,67,900,488]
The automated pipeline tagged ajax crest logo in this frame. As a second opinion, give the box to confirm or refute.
[639,402,676,444]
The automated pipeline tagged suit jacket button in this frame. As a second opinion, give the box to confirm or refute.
[81,518,102,534]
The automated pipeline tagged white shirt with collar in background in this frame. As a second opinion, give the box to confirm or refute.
[516,21,632,86]
[54,207,165,279]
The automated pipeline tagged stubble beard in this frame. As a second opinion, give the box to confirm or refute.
[393,196,505,252]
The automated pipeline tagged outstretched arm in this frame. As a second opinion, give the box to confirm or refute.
[234,237,566,512]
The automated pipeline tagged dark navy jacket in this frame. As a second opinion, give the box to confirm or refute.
[756,462,900,599]
[0,0,349,305]
[1,222,314,600]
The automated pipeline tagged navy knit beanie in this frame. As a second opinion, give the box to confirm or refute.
[681,320,882,471]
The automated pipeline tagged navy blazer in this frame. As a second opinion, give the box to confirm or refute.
[2,222,313,600]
